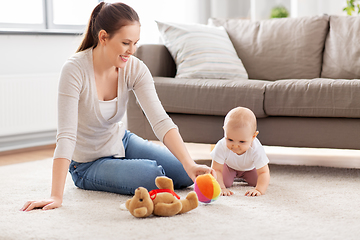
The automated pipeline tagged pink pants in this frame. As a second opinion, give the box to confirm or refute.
[222,164,258,187]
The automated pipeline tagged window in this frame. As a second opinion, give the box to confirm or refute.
[0,0,99,32]
[0,0,45,29]
[48,0,99,29]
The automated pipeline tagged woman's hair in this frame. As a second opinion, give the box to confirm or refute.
[76,2,139,52]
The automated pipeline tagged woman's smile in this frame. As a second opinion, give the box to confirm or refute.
[120,55,130,62]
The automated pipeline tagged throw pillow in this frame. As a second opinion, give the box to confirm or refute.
[156,21,248,79]
[321,15,360,79]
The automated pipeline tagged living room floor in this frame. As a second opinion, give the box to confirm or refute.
[0,144,56,166]
[1,142,360,169]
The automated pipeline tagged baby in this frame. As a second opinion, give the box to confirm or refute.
[210,107,270,197]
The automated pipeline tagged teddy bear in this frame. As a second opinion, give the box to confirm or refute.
[125,176,198,218]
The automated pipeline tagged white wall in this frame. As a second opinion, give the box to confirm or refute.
[120,0,205,44]
[0,34,82,150]
[210,0,251,19]
[293,0,346,17]
[0,34,81,75]
[251,0,347,20]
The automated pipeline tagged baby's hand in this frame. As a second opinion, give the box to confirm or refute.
[245,188,262,197]
[221,188,234,196]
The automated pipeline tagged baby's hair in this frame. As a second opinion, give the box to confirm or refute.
[224,107,257,133]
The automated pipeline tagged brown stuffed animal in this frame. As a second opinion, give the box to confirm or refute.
[125,176,198,218]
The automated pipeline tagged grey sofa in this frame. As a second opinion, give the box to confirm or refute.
[127,15,360,150]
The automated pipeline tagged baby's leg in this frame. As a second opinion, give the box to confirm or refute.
[222,164,237,188]
[237,168,258,187]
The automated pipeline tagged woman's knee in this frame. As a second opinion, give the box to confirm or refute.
[146,161,166,178]
[133,161,165,190]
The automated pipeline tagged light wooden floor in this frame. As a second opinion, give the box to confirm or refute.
[0,144,55,166]
[0,142,211,167]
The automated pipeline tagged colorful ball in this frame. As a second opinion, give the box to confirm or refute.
[194,174,221,203]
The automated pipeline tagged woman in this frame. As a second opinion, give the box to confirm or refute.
[22,2,214,211]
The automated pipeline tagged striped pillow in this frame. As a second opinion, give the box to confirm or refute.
[156,21,248,79]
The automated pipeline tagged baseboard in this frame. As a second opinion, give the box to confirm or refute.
[264,146,360,169]
[0,130,57,152]
[186,142,360,170]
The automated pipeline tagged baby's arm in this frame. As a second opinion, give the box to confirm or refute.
[211,160,234,196]
[245,164,270,197]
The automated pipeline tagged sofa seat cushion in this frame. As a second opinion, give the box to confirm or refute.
[153,77,269,118]
[321,15,360,79]
[264,78,360,118]
[209,15,329,81]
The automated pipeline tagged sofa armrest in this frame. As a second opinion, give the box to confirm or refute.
[135,44,176,77]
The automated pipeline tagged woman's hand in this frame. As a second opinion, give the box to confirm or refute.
[162,129,217,182]
[21,158,70,212]
[185,163,217,182]
[21,196,63,212]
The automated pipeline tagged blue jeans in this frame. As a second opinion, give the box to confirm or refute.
[69,131,193,195]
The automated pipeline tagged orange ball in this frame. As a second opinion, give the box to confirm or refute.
[194,174,221,203]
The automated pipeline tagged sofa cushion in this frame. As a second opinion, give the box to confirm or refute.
[156,21,248,80]
[135,44,176,78]
[209,15,329,81]
[321,15,360,79]
[153,77,269,118]
[264,78,360,118]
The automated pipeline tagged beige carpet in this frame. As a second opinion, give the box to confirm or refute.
[1,158,360,240]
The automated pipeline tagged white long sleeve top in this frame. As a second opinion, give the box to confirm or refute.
[53,48,177,163]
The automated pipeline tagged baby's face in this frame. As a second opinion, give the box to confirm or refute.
[224,125,257,155]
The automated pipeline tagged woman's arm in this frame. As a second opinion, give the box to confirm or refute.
[162,128,215,182]
[21,158,70,211]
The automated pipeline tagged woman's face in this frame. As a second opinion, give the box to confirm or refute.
[102,23,140,69]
